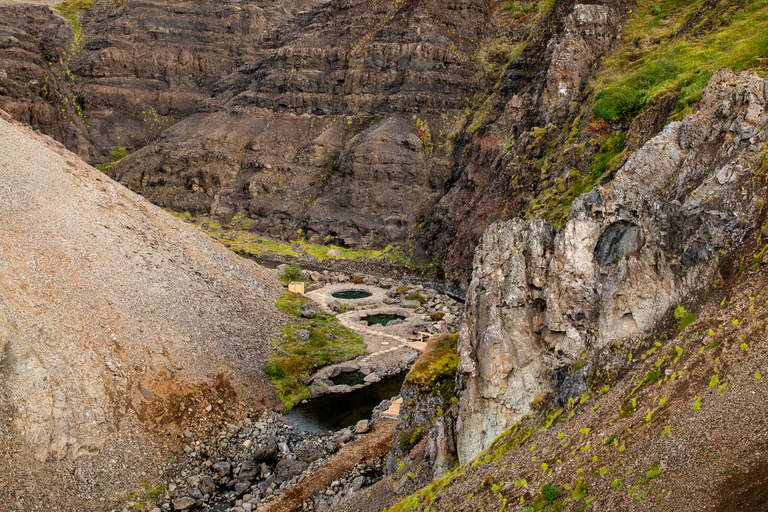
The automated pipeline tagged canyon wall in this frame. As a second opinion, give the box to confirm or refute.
[455,69,768,463]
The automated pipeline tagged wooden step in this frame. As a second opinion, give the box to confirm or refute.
[382,397,403,418]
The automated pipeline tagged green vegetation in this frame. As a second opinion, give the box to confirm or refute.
[406,291,427,304]
[674,305,697,332]
[405,333,460,400]
[54,0,96,39]
[588,133,626,178]
[109,145,128,162]
[398,426,425,452]
[97,146,129,172]
[296,240,392,262]
[692,396,703,411]
[264,293,367,410]
[280,264,301,284]
[592,0,768,122]
[540,483,562,503]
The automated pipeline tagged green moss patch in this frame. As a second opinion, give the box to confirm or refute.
[265,293,367,410]
[405,333,460,400]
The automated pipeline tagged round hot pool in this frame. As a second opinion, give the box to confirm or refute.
[332,290,373,300]
[363,314,405,326]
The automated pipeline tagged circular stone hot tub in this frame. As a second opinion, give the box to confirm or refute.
[331,290,373,300]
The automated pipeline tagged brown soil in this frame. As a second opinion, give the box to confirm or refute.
[258,418,396,512]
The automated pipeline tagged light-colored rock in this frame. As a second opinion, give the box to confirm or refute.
[456,69,768,464]
[354,420,370,434]
[172,497,197,511]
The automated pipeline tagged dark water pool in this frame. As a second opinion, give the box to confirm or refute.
[364,314,405,326]
[332,290,373,300]
[284,372,407,433]
[331,371,366,386]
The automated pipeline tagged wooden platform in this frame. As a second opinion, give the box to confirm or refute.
[407,341,427,352]
[383,397,403,418]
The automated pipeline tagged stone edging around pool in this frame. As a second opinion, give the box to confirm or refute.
[305,283,389,313]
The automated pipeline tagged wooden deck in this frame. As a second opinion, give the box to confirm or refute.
[407,341,427,352]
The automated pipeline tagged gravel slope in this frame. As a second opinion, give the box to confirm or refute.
[0,112,284,511]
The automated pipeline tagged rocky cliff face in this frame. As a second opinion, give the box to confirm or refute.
[0,112,283,510]
[455,69,768,463]
[72,0,330,160]
[0,5,92,158]
[105,0,484,254]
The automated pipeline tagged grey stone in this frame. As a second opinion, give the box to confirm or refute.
[234,480,251,495]
[198,475,215,496]
[309,384,330,398]
[172,497,197,511]
[354,419,370,434]
[300,304,317,319]
[296,328,310,340]
[274,459,308,481]
[253,439,279,462]
[212,461,231,477]
[238,460,258,480]
[401,300,421,309]
[328,299,342,312]
[363,373,381,383]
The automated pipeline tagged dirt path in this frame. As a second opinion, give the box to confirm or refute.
[257,418,396,512]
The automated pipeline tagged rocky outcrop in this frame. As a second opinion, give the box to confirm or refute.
[0,113,283,509]
[107,111,453,249]
[455,69,768,463]
[0,5,92,158]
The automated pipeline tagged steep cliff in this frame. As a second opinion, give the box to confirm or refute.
[456,68,768,463]
[0,4,92,158]
[105,0,484,256]
[383,68,768,512]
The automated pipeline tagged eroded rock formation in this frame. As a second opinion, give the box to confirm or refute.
[455,69,768,463]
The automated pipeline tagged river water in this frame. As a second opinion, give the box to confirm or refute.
[284,372,407,434]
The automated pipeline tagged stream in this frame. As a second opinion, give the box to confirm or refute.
[284,372,407,434]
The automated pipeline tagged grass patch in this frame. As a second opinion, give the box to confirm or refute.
[674,305,697,332]
[405,333,460,400]
[265,293,367,410]
[54,0,96,38]
[296,240,391,262]
[591,0,768,122]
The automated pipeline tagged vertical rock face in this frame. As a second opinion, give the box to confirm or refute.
[105,0,485,249]
[73,0,329,159]
[456,69,768,464]
[0,5,92,158]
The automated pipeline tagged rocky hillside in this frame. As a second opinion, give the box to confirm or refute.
[3,0,766,291]
[0,111,284,511]
[374,68,768,511]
